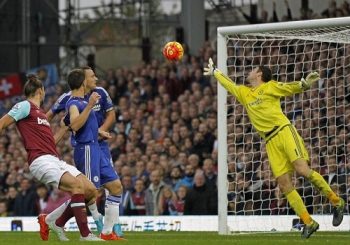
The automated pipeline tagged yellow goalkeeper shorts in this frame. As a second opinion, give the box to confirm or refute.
[266,124,309,178]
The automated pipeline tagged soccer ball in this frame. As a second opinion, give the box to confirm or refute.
[162,41,184,61]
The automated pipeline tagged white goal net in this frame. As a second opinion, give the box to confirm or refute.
[217,17,350,234]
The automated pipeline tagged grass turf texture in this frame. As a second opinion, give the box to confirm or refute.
[1,231,349,244]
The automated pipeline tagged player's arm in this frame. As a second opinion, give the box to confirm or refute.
[268,72,320,97]
[46,93,70,122]
[1,101,30,134]
[267,81,303,97]
[203,58,245,104]
[99,110,116,132]
[99,88,116,132]
[46,110,55,122]
[46,109,56,122]
[69,92,100,131]
[98,129,112,139]
[0,115,15,134]
[53,117,69,144]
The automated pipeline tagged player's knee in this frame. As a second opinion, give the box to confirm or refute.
[107,180,123,195]
[293,159,310,177]
[277,176,292,193]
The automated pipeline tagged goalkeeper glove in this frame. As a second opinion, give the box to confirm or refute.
[300,71,320,90]
[203,58,216,76]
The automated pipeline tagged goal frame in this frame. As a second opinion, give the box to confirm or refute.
[217,16,350,235]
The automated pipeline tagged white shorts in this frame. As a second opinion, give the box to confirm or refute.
[29,154,81,189]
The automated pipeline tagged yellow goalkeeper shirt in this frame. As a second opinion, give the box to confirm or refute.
[214,69,303,139]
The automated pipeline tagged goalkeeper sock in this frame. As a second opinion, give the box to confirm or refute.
[307,170,340,206]
[285,189,312,225]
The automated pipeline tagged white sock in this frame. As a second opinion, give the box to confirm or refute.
[46,199,71,223]
[102,195,120,234]
[105,189,121,224]
[115,202,120,224]
[88,202,102,221]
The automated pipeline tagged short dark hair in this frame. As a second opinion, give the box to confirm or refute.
[79,66,92,72]
[23,74,43,97]
[67,66,93,90]
[258,66,272,82]
[67,69,85,90]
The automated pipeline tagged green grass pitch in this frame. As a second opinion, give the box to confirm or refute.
[0,231,349,244]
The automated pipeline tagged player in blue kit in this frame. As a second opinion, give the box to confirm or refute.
[46,67,124,239]
[62,67,123,241]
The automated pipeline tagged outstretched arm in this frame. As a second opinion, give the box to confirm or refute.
[203,58,245,104]
[268,72,320,97]
[1,101,30,133]
[0,115,15,134]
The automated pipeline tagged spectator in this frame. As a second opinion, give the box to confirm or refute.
[202,158,217,188]
[188,154,201,171]
[35,183,49,214]
[164,165,182,189]
[175,185,187,215]
[145,169,166,215]
[13,178,37,216]
[120,175,133,215]
[0,161,7,193]
[174,164,195,191]
[158,186,178,215]
[5,186,17,216]
[0,199,8,217]
[184,171,217,215]
[126,178,146,215]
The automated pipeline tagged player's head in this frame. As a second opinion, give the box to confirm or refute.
[67,68,85,90]
[258,66,272,82]
[80,66,98,92]
[23,74,45,101]
[247,66,272,86]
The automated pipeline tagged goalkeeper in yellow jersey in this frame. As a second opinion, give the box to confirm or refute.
[204,58,345,239]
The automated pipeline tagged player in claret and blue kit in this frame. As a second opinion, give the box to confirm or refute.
[0,74,103,241]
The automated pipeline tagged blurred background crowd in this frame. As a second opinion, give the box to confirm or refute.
[0,0,350,218]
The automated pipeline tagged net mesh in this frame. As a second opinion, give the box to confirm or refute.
[225,25,350,230]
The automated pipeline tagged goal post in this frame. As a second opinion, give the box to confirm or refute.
[217,17,350,234]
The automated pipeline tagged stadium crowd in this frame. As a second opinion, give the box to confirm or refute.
[1,1,350,218]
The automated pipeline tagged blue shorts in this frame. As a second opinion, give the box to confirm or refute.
[74,142,118,188]
[99,140,120,180]
[99,140,113,164]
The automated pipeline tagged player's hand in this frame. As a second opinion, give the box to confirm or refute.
[301,71,320,90]
[60,114,70,129]
[88,92,101,108]
[203,58,216,76]
[60,117,67,128]
[98,129,112,139]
